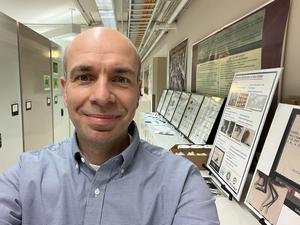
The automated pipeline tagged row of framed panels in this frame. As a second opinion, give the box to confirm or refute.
[156,89,225,144]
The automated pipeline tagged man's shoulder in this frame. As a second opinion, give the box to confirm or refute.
[20,138,72,163]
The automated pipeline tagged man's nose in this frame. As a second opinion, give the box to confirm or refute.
[89,77,115,105]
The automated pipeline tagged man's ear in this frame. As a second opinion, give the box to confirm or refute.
[60,76,68,107]
[136,80,142,108]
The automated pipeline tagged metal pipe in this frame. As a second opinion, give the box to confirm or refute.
[138,0,163,51]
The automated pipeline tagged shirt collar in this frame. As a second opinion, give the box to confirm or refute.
[120,121,140,173]
[72,121,140,173]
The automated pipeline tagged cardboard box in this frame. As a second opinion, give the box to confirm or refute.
[170,144,212,170]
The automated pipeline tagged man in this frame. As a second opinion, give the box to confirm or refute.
[0,27,219,225]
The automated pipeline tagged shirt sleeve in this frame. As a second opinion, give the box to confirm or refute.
[0,162,22,225]
[172,165,220,225]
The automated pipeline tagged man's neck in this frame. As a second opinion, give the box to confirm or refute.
[77,134,130,166]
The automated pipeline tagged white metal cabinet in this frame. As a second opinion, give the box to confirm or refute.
[0,12,23,172]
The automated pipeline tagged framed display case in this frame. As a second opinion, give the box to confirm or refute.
[160,90,173,117]
[164,91,181,122]
[170,92,191,128]
[189,96,224,144]
[156,89,168,113]
[178,93,204,137]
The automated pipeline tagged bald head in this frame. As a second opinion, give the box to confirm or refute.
[63,27,141,79]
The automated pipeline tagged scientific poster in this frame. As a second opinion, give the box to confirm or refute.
[169,39,188,91]
[272,109,300,189]
[143,67,149,95]
[207,68,282,200]
[191,0,289,97]
[245,104,300,225]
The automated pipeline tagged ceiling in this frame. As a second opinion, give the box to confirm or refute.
[0,0,192,59]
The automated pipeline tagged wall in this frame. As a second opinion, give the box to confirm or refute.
[142,0,300,102]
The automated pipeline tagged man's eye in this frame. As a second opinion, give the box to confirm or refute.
[113,77,129,83]
[77,75,92,82]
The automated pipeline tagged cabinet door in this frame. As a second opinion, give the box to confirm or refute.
[0,13,23,171]
[51,42,70,143]
[18,23,53,151]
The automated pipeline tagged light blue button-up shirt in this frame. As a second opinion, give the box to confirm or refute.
[0,122,219,225]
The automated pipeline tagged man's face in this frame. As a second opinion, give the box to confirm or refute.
[61,31,141,147]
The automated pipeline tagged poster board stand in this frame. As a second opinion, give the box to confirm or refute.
[258,218,267,225]
[202,163,233,201]
[202,163,212,175]
[220,184,233,201]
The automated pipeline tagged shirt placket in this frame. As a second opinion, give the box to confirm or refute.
[83,161,118,225]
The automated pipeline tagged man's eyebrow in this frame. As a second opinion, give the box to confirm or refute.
[69,65,93,78]
[113,66,136,76]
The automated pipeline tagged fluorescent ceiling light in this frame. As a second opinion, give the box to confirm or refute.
[96,0,116,29]
[42,24,81,41]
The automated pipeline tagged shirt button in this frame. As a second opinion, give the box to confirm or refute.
[121,169,125,174]
[94,188,100,197]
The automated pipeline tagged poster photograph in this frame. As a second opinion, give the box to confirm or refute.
[207,68,282,200]
[228,93,239,106]
[235,93,249,108]
[169,39,188,91]
[246,93,268,112]
[246,170,288,225]
[210,146,225,173]
[220,119,230,134]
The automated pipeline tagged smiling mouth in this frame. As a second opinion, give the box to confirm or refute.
[86,114,120,119]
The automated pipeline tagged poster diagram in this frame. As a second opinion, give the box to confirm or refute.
[207,68,282,200]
